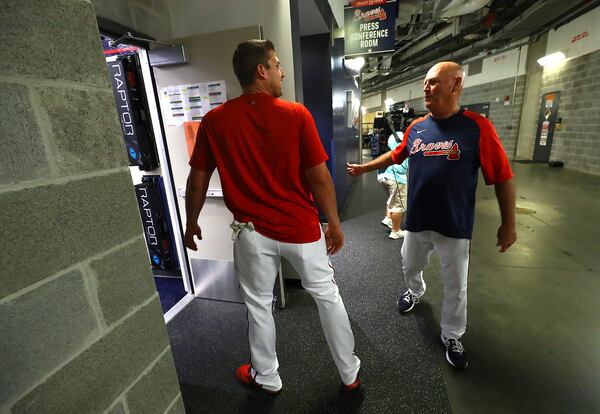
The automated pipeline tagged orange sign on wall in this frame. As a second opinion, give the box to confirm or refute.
[183,121,201,159]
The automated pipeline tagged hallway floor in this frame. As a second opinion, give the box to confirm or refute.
[167,162,599,413]
[435,162,600,413]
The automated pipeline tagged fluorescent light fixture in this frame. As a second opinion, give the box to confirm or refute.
[537,51,566,67]
[344,57,366,73]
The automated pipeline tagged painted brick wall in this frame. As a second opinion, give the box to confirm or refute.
[0,1,183,413]
[539,50,600,176]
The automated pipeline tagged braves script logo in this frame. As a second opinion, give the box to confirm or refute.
[410,138,461,160]
[354,7,387,22]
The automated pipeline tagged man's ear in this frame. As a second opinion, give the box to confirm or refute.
[256,64,267,81]
[452,77,463,93]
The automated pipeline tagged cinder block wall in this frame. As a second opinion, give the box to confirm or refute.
[0,1,183,413]
[461,75,527,158]
[540,50,600,176]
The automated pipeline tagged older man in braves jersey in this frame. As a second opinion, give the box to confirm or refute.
[347,61,516,369]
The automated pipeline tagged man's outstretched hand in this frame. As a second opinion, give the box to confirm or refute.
[324,223,344,255]
[346,162,366,177]
[184,223,203,251]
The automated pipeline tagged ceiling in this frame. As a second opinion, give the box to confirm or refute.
[298,0,330,36]
[350,0,600,94]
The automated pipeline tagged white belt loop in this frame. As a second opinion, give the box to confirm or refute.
[230,220,255,241]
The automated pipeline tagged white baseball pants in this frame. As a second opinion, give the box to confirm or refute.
[401,230,471,339]
[233,224,361,389]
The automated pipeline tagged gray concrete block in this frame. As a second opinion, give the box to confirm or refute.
[0,82,49,185]
[90,238,156,325]
[0,171,142,298]
[126,351,181,414]
[0,0,108,86]
[107,401,127,414]
[35,86,128,174]
[133,0,153,10]
[0,270,98,407]
[166,395,186,414]
[11,298,170,414]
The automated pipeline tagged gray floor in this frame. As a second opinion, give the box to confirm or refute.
[435,162,600,414]
[167,161,600,413]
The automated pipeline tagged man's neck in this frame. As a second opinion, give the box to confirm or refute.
[242,84,272,96]
[430,105,460,119]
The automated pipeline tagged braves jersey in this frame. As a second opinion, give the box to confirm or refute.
[391,109,512,239]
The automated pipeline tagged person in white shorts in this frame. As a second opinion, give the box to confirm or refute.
[378,132,409,239]
[184,39,361,394]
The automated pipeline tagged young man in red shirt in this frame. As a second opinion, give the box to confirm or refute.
[185,40,361,394]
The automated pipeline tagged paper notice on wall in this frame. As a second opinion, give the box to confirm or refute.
[184,83,208,122]
[160,81,227,126]
[540,121,549,146]
[162,86,185,126]
[206,81,227,112]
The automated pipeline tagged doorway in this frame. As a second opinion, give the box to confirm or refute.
[533,91,560,162]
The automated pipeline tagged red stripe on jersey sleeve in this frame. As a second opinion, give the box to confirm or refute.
[463,110,513,185]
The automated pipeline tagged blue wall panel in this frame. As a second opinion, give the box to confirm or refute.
[330,37,360,211]
[301,35,360,217]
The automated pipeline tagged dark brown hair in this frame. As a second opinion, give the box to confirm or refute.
[232,39,275,86]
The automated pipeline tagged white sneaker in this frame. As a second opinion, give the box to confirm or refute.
[389,230,406,239]
[381,217,393,229]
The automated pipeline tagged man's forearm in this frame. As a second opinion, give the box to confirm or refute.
[185,169,211,225]
[310,177,340,226]
[305,163,340,226]
[363,151,395,172]
[494,179,516,226]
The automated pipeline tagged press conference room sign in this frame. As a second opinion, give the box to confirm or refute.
[344,0,396,57]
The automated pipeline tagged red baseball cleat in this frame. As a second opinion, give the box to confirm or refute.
[235,364,282,394]
[342,373,361,392]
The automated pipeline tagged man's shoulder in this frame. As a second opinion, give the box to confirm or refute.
[406,113,431,132]
[461,109,492,125]
[268,99,312,123]
[202,95,247,122]
[203,99,231,119]
[461,109,497,133]
[275,98,306,113]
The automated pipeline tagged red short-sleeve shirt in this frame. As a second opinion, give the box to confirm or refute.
[189,93,329,243]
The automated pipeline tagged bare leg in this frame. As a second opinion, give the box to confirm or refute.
[390,211,403,232]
